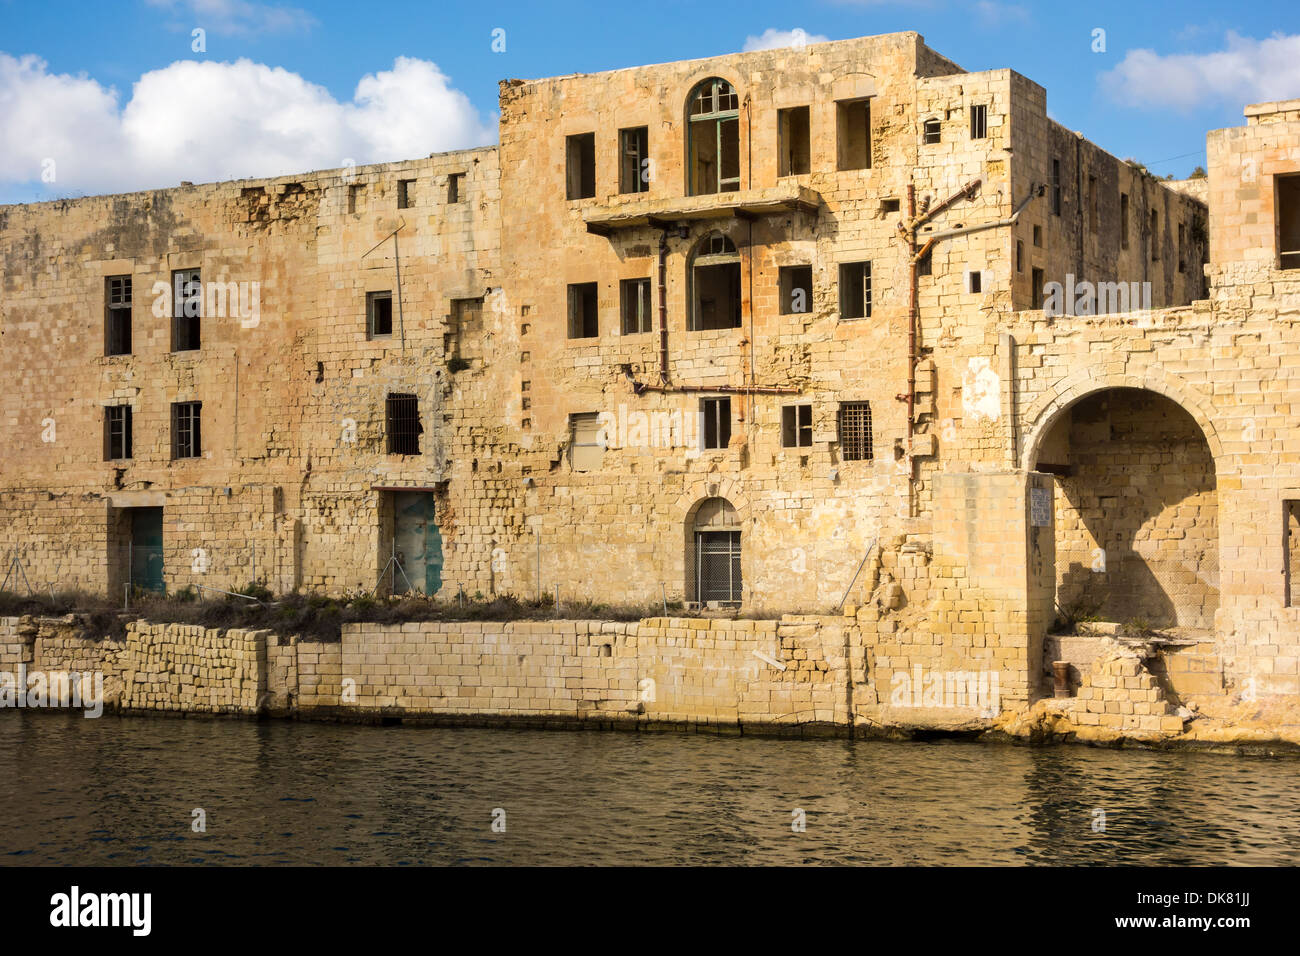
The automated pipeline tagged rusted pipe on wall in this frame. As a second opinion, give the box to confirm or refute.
[657,229,670,385]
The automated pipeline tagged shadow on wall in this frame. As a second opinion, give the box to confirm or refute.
[1040,388,1219,630]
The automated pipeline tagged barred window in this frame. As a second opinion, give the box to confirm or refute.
[105,275,132,356]
[171,401,201,459]
[970,104,987,140]
[838,402,873,461]
[104,405,132,460]
[386,393,422,455]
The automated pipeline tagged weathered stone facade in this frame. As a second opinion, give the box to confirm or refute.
[3,34,1300,724]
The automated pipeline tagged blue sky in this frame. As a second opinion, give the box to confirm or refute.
[2,0,1299,204]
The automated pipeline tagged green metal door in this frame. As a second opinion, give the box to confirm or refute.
[393,492,443,595]
[130,507,164,593]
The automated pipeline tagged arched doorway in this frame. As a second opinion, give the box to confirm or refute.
[687,496,742,605]
[1032,387,1219,630]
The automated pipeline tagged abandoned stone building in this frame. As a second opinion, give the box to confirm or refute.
[2,32,1299,710]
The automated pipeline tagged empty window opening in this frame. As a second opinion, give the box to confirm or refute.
[782,404,812,448]
[1033,224,1043,247]
[1278,174,1300,270]
[838,402,873,461]
[1051,159,1061,216]
[1120,193,1130,249]
[569,412,604,471]
[779,265,813,315]
[922,117,941,145]
[171,268,201,352]
[386,393,422,456]
[778,106,811,176]
[1015,239,1024,273]
[105,275,132,356]
[1032,267,1045,309]
[1150,209,1159,260]
[568,282,599,338]
[967,269,983,294]
[447,173,464,204]
[970,103,987,140]
[620,277,652,334]
[171,401,202,459]
[881,198,900,214]
[619,127,650,194]
[836,98,872,170]
[1286,500,1300,607]
[839,261,872,320]
[701,397,732,450]
[1178,223,1187,273]
[367,291,393,338]
[397,179,415,209]
[104,405,132,461]
[690,233,742,330]
[687,78,740,195]
[348,184,365,214]
[566,132,596,200]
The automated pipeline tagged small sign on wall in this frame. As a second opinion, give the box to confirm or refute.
[1030,486,1052,527]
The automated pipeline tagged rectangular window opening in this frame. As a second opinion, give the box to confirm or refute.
[838,261,872,320]
[779,265,813,316]
[171,401,202,459]
[568,282,599,338]
[569,412,604,471]
[386,393,422,456]
[1280,173,1300,270]
[1120,193,1130,249]
[105,275,132,356]
[618,127,649,194]
[397,179,415,209]
[171,268,201,352]
[782,404,812,448]
[566,132,596,200]
[838,402,873,461]
[367,291,394,338]
[778,106,811,177]
[1032,267,1045,310]
[447,173,463,204]
[1150,209,1160,261]
[104,405,133,461]
[837,98,872,170]
[620,278,652,335]
[970,104,987,140]
[702,397,732,450]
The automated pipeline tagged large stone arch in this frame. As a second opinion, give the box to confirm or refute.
[1023,370,1222,633]
[1021,366,1225,474]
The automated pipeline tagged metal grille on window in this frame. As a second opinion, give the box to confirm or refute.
[386,393,422,455]
[696,531,742,604]
[838,402,873,461]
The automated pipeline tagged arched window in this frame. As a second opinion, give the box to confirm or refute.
[690,497,741,604]
[688,232,741,330]
[687,78,740,195]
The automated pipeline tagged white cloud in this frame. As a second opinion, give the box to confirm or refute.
[1100,31,1300,112]
[0,54,495,198]
[742,28,830,53]
[144,0,317,36]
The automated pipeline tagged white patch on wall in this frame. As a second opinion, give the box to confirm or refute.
[962,357,1001,422]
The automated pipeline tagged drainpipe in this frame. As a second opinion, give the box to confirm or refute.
[657,229,669,385]
[905,183,919,517]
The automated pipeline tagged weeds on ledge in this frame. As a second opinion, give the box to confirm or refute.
[0,588,694,643]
